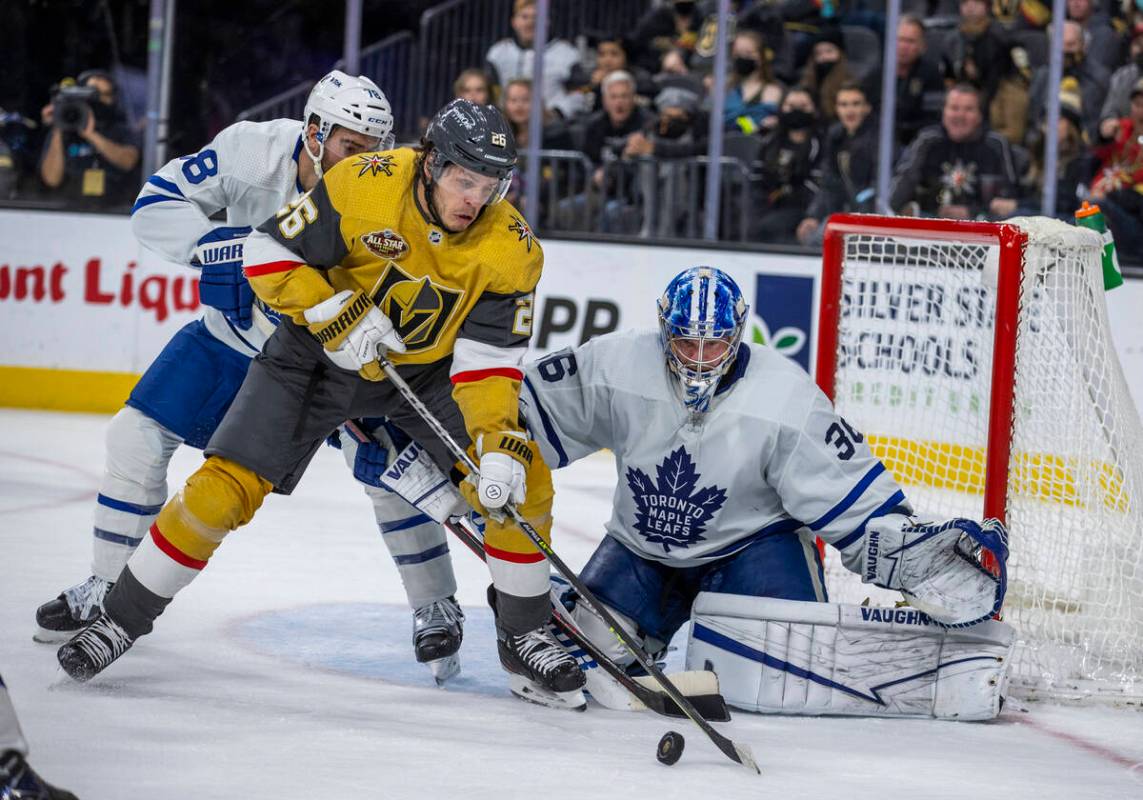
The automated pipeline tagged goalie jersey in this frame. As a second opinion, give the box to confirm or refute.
[520,330,912,568]
[130,118,307,356]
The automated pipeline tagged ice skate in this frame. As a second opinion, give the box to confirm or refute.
[56,612,135,683]
[413,596,464,685]
[1,749,79,800]
[34,576,113,644]
[499,624,587,711]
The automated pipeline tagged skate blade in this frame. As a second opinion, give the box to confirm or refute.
[34,627,74,644]
[507,674,587,712]
[428,654,460,686]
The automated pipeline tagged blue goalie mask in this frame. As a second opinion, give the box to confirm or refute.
[657,266,749,413]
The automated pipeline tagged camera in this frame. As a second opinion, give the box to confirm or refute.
[51,83,99,134]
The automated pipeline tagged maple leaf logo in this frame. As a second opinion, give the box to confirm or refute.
[625,447,727,553]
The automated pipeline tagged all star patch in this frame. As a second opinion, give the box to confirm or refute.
[355,153,396,178]
[361,229,409,260]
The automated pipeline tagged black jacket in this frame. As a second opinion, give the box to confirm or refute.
[806,115,879,221]
[889,124,1018,217]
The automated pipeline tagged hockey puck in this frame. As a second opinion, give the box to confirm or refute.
[656,731,684,765]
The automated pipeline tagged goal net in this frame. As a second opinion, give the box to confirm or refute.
[816,214,1143,701]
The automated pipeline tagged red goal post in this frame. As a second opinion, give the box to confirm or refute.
[813,213,1143,700]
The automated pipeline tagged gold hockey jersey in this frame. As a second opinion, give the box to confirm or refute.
[242,147,542,441]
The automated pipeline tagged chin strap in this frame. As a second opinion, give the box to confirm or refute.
[304,133,326,182]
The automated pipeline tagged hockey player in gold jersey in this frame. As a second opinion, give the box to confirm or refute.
[58,99,587,707]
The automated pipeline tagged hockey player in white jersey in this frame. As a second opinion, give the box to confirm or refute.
[34,70,466,682]
[519,266,1014,720]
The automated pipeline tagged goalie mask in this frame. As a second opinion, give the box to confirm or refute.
[303,69,395,180]
[658,266,748,413]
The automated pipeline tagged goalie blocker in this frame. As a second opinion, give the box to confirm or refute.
[687,593,1014,720]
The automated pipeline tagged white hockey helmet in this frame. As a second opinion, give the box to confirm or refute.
[303,69,395,177]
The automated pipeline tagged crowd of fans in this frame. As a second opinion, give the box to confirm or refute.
[469,0,1143,248]
[4,0,1143,251]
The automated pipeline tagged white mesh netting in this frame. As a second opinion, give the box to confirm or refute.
[823,216,1143,701]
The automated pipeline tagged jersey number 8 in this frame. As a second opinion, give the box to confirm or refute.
[180,149,218,184]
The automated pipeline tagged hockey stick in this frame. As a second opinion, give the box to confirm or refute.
[376,357,760,774]
[340,419,731,722]
[440,513,731,722]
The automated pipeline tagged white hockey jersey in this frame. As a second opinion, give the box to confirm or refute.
[519,330,912,568]
[131,118,307,356]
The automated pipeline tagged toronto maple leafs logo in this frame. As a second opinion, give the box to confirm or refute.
[508,214,535,253]
[626,448,727,552]
[355,153,395,177]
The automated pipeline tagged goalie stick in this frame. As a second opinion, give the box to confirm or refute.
[374,357,761,774]
[339,420,730,723]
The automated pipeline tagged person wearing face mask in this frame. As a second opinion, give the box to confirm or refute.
[1099,24,1143,137]
[1027,20,1109,143]
[798,26,859,125]
[749,87,824,243]
[723,30,785,134]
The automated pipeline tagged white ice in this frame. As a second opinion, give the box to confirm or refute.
[2,408,1142,799]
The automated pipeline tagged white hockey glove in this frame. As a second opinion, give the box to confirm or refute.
[303,289,405,381]
[473,431,532,513]
[854,516,1009,628]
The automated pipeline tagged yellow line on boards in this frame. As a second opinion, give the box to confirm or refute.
[0,366,140,413]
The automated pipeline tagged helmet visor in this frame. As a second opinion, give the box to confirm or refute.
[431,157,512,205]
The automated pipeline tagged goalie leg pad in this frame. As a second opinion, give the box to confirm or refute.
[686,592,1014,720]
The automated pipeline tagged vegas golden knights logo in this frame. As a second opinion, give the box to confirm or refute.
[368,263,463,351]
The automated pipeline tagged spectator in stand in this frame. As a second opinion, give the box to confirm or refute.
[724,29,784,134]
[38,70,139,208]
[799,25,861,125]
[797,81,879,246]
[485,0,585,119]
[1022,84,1098,217]
[454,68,493,105]
[582,71,653,168]
[942,0,1015,111]
[1067,0,1125,73]
[1090,77,1143,251]
[895,15,945,148]
[991,0,1052,28]
[943,0,1031,145]
[1099,24,1143,130]
[588,36,656,112]
[629,0,702,75]
[1027,20,1109,140]
[499,78,574,209]
[623,85,708,161]
[750,87,824,243]
[889,84,1019,220]
[555,71,653,232]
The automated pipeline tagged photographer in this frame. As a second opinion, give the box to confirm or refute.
[38,70,139,207]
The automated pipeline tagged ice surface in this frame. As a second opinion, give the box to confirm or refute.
[1,409,1141,799]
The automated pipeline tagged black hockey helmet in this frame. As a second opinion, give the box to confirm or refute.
[423,98,516,204]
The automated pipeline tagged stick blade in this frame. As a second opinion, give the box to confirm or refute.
[728,740,762,775]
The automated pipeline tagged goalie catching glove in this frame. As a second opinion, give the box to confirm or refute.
[303,289,405,380]
[847,516,1009,628]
